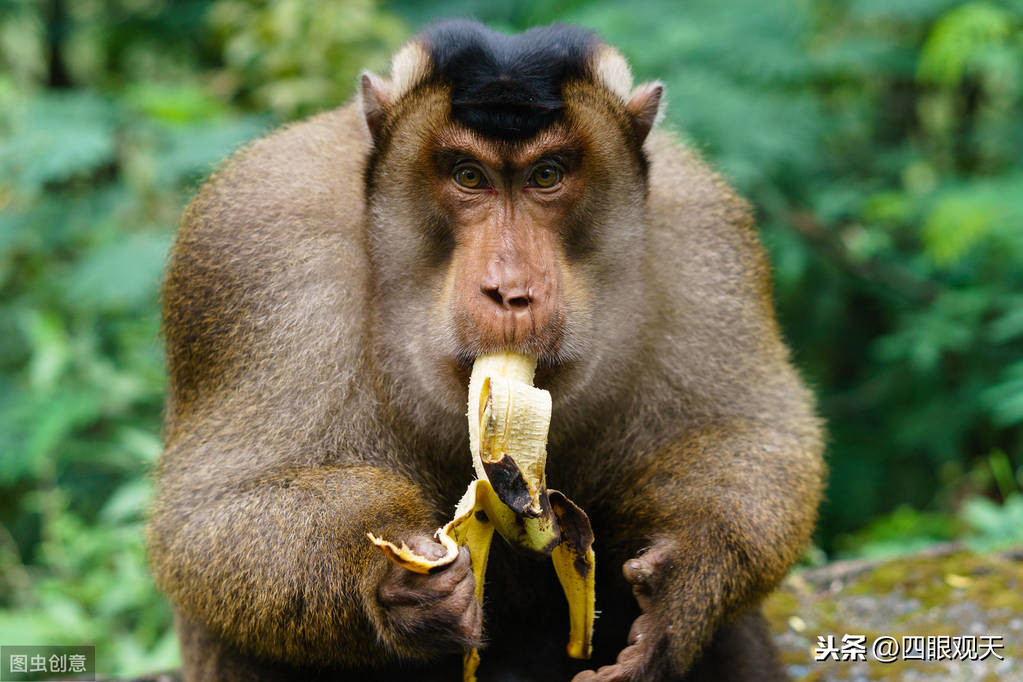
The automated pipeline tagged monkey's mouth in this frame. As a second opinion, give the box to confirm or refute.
[450,351,563,389]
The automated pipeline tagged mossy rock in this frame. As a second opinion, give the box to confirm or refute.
[764,545,1023,681]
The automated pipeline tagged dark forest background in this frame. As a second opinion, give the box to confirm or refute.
[1,0,1021,674]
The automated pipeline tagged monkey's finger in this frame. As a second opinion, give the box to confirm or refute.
[413,579,482,648]
[446,576,484,647]
[388,605,483,652]
[408,545,472,593]
[378,580,434,607]
[571,613,662,682]
[623,542,675,612]
[457,588,484,641]
[395,545,471,590]
[627,624,641,646]
[622,560,654,611]
[570,663,635,682]
[627,612,669,649]
[622,558,654,587]
[448,557,479,605]
[404,534,450,560]
[385,575,482,647]
[379,551,473,606]
[616,642,645,667]
[405,559,478,612]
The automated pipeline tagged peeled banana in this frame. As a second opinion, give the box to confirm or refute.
[367,352,595,681]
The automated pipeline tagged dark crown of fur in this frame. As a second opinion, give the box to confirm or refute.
[419,20,598,140]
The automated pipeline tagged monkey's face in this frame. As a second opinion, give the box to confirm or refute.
[361,32,661,423]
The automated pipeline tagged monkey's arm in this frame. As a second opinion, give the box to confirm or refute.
[576,411,824,681]
[564,136,826,680]
[147,452,467,668]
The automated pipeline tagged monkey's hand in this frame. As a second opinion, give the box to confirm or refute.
[571,540,680,682]
[375,535,483,658]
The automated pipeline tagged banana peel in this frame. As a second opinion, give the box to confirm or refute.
[367,352,595,681]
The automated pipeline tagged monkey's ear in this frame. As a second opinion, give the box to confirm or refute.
[626,81,663,144]
[361,71,392,141]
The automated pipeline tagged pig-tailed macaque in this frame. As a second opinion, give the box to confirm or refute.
[149,19,824,682]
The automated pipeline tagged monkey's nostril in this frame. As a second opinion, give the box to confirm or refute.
[482,283,533,310]
[482,285,504,306]
[506,295,530,309]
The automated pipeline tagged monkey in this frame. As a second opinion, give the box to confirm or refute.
[148,19,825,682]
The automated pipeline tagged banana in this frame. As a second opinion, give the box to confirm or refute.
[367,352,595,681]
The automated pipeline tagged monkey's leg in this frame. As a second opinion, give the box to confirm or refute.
[682,609,787,682]
[175,611,299,682]
[572,419,823,682]
[176,609,468,682]
[148,462,480,679]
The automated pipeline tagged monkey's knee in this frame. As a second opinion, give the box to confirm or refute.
[175,611,298,682]
[683,609,788,682]
[174,609,468,682]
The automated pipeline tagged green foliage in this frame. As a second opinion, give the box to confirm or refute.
[838,491,1023,558]
[835,504,960,559]
[835,450,1023,557]
[208,0,405,117]
[0,1,299,674]
[2,0,1023,675]
[918,2,1016,86]
[960,493,1023,549]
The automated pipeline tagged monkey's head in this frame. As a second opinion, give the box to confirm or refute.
[360,21,662,425]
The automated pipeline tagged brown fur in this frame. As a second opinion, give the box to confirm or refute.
[149,34,824,682]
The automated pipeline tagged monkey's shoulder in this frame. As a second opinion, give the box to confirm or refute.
[643,130,769,296]
[179,102,370,251]
[636,130,787,413]
[163,104,374,418]
[165,102,372,346]
[645,131,753,236]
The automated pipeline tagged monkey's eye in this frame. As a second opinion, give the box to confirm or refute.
[528,163,563,189]
[453,164,488,189]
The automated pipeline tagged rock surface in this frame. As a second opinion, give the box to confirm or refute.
[763,545,1023,681]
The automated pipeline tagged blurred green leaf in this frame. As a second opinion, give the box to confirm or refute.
[921,188,999,265]
[126,82,230,124]
[989,297,1023,342]
[0,93,117,195]
[982,361,1023,426]
[960,493,1023,549]
[100,479,154,524]
[918,2,1014,86]
[152,117,270,186]
[65,233,171,311]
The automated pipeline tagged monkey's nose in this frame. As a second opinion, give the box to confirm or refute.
[481,283,534,311]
